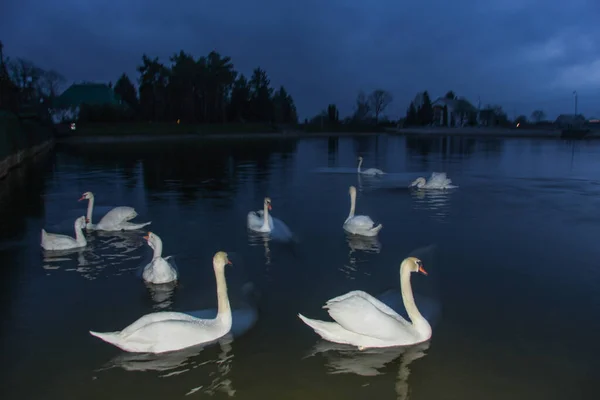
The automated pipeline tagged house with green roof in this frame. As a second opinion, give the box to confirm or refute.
[50,83,125,123]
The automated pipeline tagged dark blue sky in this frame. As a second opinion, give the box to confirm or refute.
[2,0,599,120]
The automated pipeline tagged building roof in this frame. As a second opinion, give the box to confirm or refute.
[53,83,123,108]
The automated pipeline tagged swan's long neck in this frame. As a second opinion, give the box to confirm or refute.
[74,221,86,245]
[214,264,232,326]
[357,159,363,173]
[400,265,430,336]
[152,237,163,259]
[347,191,356,221]
[261,202,270,230]
[86,196,94,225]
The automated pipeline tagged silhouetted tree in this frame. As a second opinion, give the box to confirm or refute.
[405,102,417,126]
[114,73,138,112]
[531,109,546,123]
[445,90,455,100]
[353,90,370,121]
[417,91,433,126]
[248,67,273,122]
[368,89,393,123]
[327,104,339,123]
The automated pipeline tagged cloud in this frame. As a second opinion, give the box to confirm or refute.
[1,0,599,119]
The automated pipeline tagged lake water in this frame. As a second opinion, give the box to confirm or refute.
[0,134,598,400]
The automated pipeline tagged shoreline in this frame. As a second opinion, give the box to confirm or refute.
[391,127,600,139]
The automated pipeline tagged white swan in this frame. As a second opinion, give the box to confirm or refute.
[79,191,151,231]
[409,172,457,189]
[41,216,87,251]
[357,157,385,176]
[142,232,178,285]
[90,251,233,353]
[343,186,382,237]
[298,257,431,350]
[247,197,274,233]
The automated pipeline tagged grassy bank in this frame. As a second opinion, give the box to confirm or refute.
[58,122,288,136]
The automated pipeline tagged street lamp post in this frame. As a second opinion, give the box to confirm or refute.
[573,90,578,116]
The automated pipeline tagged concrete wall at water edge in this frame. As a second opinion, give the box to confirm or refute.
[0,111,55,180]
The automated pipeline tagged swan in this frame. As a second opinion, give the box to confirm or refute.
[41,216,87,251]
[89,251,233,353]
[409,172,457,189]
[357,157,385,176]
[298,257,431,350]
[79,191,151,231]
[142,232,178,285]
[247,197,274,232]
[343,186,382,237]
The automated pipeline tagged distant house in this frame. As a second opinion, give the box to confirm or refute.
[555,114,586,128]
[49,83,124,123]
[432,97,477,127]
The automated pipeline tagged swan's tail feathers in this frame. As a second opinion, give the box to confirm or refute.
[119,221,152,231]
[370,224,383,234]
[40,229,48,247]
[298,314,341,341]
[90,330,124,348]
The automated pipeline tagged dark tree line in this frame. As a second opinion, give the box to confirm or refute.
[111,50,298,124]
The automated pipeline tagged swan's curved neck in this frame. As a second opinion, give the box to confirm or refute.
[86,196,94,225]
[261,202,270,229]
[346,191,356,222]
[214,264,231,325]
[152,238,163,259]
[357,159,363,173]
[74,222,86,245]
[400,265,430,336]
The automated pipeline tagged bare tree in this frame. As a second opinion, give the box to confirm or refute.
[353,90,371,121]
[39,69,66,98]
[531,109,546,123]
[368,89,393,122]
[7,58,44,103]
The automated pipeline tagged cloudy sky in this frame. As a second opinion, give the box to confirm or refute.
[2,0,599,120]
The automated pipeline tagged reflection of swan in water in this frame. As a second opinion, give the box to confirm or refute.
[145,281,177,310]
[41,245,104,279]
[343,234,382,277]
[410,189,452,221]
[247,231,271,265]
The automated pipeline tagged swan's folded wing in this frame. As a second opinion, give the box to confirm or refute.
[346,215,375,228]
[324,291,414,341]
[99,206,137,225]
[120,311,198,337]
[429,172,448,185]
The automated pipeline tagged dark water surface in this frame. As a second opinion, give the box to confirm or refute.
[1,134,598,399]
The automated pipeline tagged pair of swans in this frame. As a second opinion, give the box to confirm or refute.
[90,251,233,353]
[357,156,385,176]
[299,257,431,350]
[40,191,151,251]
[409,172,457,190]
[343,186,382,237]
[142,232,178,285]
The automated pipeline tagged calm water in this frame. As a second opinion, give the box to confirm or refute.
[0,134,598,400]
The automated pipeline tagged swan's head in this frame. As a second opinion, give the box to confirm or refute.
[264,197,272,210]
[75,216,87,229]
[358,156,363,162]
[79,191,94,201]
[349,186,357,196]
[402,257,428,275]
[409,177,426,188]
[213,251,232,269]
[143,231,160,250]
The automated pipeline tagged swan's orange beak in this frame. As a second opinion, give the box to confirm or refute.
[85,218,90,223]
[78,196,85,201]
[418,266,428,276]
[143,232,151,241]
[268,204,272,210]
[227,260,232,265]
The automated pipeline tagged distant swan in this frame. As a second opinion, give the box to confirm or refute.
[41,216,87,251]
[246,197,293,241]
[409,172,457,189]
[90,251,233,353]
[357,157,385,176]
[79,191,151,231]
[298,257,431,350]
[343,186,382,237]
[142,232,178,285]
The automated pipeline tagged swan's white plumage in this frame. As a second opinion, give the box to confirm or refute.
[142,232,178,284]
[80,192,151,231]
[40,216,87,251]
[410,172,457,189]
